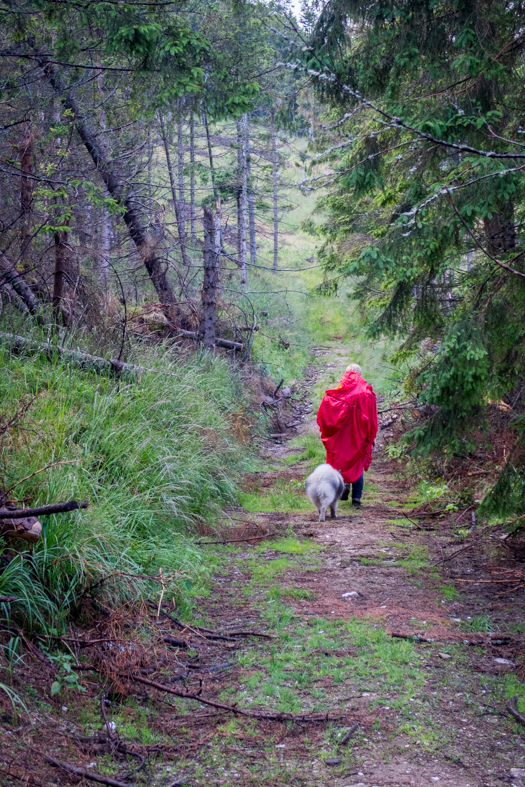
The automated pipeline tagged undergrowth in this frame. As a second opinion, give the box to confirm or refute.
[0,342,251,634]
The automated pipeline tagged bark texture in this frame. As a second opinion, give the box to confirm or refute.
[201,206,218,351]
[238,116,248,287]
[19,122,33,269]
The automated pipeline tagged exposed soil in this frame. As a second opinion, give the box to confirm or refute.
[2,346,525,787]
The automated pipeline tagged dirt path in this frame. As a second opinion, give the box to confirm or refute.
[190,346,525,787]
[7,347,525,787]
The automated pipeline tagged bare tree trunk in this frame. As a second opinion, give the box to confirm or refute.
[177,116,185,230]
[214,199,222,287]
[40,57,179,310]
[100,209,111,283]
[19,123,33,270]
[53,227,68,324]
[237,118,248,288]
[97,62,111,283]
[158,112,190,268]
[245,115,256,264]
[201,206,218,351]
[190,115,196,241]
[0,251,42,317]
[270,107,279,274]
[203,110,222,284]
[203,110,217,199]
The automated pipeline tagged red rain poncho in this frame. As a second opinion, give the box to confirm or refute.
[317,370,378,483]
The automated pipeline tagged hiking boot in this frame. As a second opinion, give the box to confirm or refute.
[352,499,361,508]
[340,483,350,501]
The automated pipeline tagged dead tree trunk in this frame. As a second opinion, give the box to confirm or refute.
[245,116,257,264]
[237,118,248,288]
[201,206,219,351]
[97,62,111,283]
[203,110,222,278]
[53,227,68,324]
[177,117,186,231]
[40,57,179,311]
[19,123,33,270]
[270,108,279,274]
[190,115,196,241]
[0,251,41,317]
[158,112,189,267]
[214,200,222,286]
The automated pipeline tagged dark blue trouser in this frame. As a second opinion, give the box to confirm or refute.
[352,473,364,502]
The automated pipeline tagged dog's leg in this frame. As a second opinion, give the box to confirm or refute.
[319,505,327,522]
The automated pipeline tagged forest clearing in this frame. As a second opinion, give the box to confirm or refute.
[1,0,525,785]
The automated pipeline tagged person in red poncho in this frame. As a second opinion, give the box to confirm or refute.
[317,363,378,508]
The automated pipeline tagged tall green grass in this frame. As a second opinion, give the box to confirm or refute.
[0,342,250,632]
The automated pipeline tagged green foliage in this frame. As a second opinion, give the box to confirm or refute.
[306,0,525,513]
[50,653,86,696]
[0,342,250,632]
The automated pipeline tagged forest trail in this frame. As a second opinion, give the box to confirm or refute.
[191,343,525,787]
[9,345,525,787]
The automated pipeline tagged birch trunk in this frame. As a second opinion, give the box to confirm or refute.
[271,108,279,274]
[201,206,218,351]
[158,112,189,267]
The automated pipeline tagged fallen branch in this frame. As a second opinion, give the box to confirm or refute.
[508,696,525,727]
[434,543,474,565]
[44,755,140,787]
[163,636,190,648]
[123,671,338,722]
[339,722,359,746]
[199,532,277,545]
[157,608,275,640]
[0,596,17,603]
[391,632,436,644]
[0,499,89,518]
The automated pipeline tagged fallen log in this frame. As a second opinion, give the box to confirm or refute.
[0,331,145,379]
[175,327,243,351]
[0,515,42,543]
[0,500,89,519]
[1,330,242,377]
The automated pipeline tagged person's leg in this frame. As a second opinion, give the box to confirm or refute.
[340,482,350,501]
[351,473,364,506]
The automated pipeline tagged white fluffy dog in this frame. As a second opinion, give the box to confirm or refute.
[305,463,345,522]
